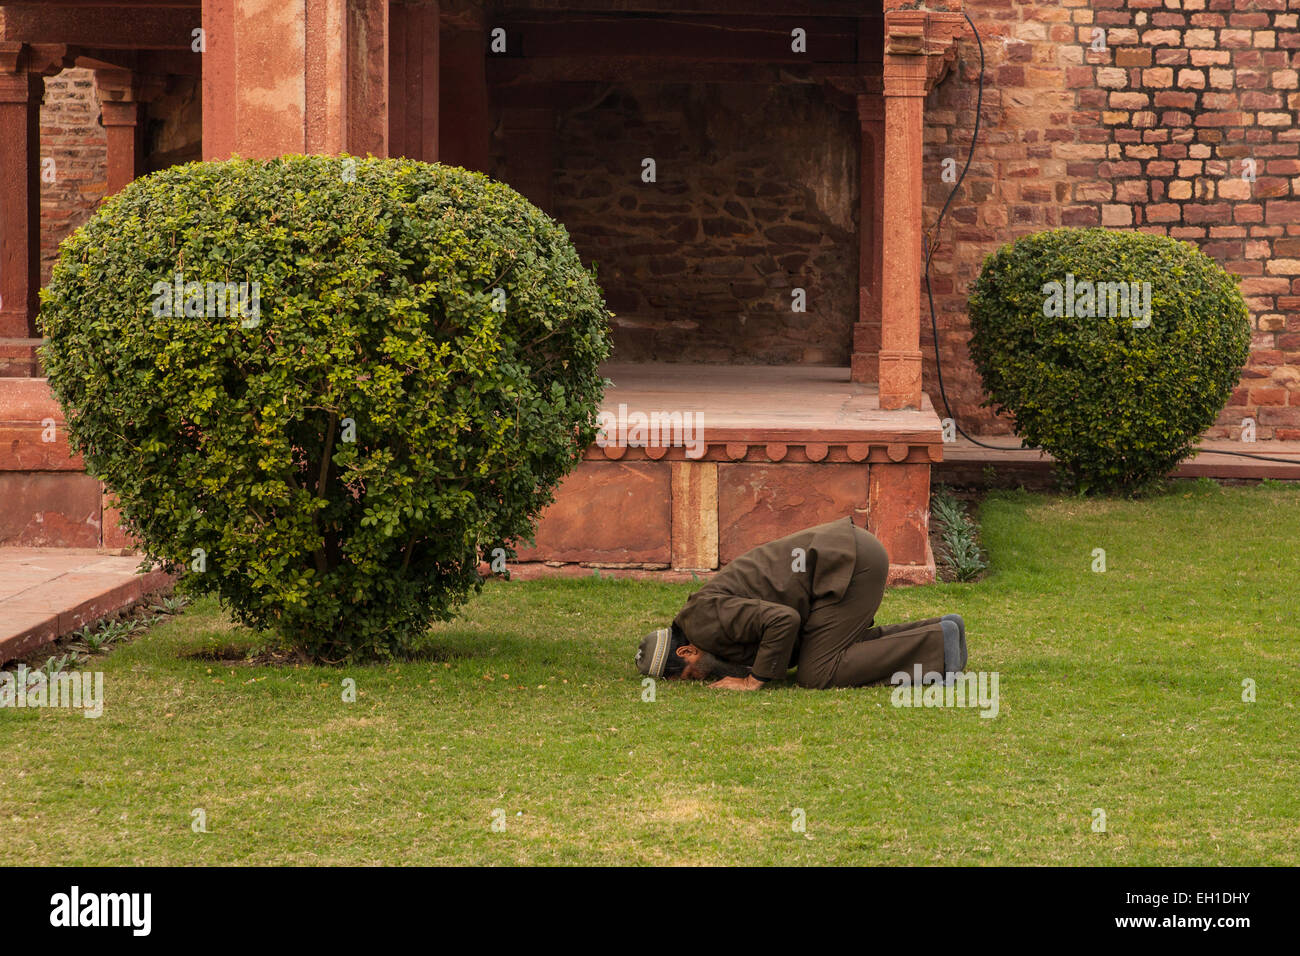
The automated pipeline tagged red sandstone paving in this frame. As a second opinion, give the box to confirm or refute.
[0,548,172,665]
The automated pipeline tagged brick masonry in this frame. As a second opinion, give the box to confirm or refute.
[39,68,107,288]
[928,0,1300,439]
[539,81,861,365]
[37,68,202,290]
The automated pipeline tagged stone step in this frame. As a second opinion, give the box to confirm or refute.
[936,436,1300,485]
[0,548,174,665]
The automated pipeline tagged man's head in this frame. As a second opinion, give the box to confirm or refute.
[635,628,750,682]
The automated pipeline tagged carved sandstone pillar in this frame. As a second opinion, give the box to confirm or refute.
[201,0,389,160]
[95,70,165,194]
[878,10,964,410]
[879,49,926,408]
[0,44,44,342]
[0,42,72,370]
[852,93,885,385]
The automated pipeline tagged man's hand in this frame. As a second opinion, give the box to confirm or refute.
[708,674,765,691]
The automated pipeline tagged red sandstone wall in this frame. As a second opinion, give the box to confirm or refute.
[926,0,1300,440]
[535,82,861,366]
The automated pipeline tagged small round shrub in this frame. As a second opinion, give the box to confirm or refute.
[967,227,1250,494]
[40,155,612,660]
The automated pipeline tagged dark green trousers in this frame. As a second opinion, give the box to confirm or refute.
[793,526,947,688]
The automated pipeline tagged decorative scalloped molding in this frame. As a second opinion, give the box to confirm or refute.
[586,441,943,464]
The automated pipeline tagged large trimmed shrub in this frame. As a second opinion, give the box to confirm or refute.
[967,228,1249,494]
[40,155,612,660]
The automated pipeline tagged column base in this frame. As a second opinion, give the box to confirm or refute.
[850,352,878,384]
[878,348,924,409]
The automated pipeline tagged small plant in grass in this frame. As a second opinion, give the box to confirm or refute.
[39,651,86,678]
[104,619,144,639]
[931,485,988,582]
[39,595,176,664]
[69,625,114,655]
[149,595,189,615]
[69,618,146,656]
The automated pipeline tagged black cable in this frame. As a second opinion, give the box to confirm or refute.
[924,12,1011,452]
[925,12,1299,468]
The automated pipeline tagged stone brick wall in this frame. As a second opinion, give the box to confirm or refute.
[926,0,1300,440]
[145,75,203,173]
[544,82,860,365]
[37,70,201,290]
[40,68,107,287]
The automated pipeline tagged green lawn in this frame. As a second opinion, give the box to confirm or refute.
[2,479,1297,865]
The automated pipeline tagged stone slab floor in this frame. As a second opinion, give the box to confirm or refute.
[0,549,171,664]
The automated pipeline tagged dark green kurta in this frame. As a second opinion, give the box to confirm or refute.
[671,517,861,681]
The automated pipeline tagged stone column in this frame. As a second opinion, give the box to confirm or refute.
[95,70,160,194]
[877,6,965,409]
[0,44,43,344]
[201,0,389,160]
[388,0,440,161]
[852,93,885,385]
[439,19,490,173]
[878,50,927,410]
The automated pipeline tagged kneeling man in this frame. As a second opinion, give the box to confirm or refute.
[635,516,966,691]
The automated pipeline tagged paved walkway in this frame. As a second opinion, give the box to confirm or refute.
[0,549,172,665]
[937,436,1300,484]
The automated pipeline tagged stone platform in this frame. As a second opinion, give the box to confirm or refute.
[510,362,944,585]
[0,377,131,549]
[0,366,945,586]
[0,548,173,665]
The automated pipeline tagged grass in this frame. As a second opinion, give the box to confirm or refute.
[1,478,1297,865]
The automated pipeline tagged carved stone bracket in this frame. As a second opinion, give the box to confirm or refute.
[94,68,167,106]
[0,41,77,80]
[822,74,883,110]
[883,10,966,95]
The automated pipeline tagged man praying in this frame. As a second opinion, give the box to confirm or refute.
[635,516,966,691]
